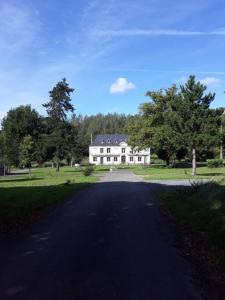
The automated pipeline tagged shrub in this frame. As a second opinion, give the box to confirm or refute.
[82,165,94,176]
[207,159,224,168]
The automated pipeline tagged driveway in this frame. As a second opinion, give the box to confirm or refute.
[0,170,218,299]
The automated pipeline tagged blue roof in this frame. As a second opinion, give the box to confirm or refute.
[91,134,129,146]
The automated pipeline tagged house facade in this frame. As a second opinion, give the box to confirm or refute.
[89,134,150,165]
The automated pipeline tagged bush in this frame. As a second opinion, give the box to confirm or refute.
[82,165,94,176]
[207,159,224,168]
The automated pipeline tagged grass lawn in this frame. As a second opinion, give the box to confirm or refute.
[159,179,225,271]
[132,165,225,180]
[0,167,99,233]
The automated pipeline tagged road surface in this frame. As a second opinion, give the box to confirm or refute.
[0,170,218,299]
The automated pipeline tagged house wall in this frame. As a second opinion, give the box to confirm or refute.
[89,143,150,165]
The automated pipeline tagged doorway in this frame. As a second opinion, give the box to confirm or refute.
[121,155,126,164]
[100,157,103,164]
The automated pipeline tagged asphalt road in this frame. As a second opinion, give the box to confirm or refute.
[0,170,218,300]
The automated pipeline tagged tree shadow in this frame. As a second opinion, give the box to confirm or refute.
[198,173,224,177]
[0,178,44,183]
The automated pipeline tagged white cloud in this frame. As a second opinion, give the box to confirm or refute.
[110,78,136,94]
[200,77,221,86]
[94,28,225,37]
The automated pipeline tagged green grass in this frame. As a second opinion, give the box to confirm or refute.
[0,167,98,233]
[159,179,225,269]
[131,165,225,180]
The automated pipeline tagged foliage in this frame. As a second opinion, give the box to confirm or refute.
[72,113,131,157]
[1,105,41,166]
[43,78,75,171]
[82,165,94,176]
[19,135,34,171]
[127,76,224,174]
[207,159,224,168]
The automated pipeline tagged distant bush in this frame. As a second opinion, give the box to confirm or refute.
[82,165,94,176]
[207,159,224,168]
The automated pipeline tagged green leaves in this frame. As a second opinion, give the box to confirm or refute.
[127,75,224,170]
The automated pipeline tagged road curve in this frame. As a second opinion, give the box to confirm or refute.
[0,170,218,300]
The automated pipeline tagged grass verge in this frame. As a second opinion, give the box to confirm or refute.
[132,165,225,180]
[0,167,98,233]
[159,179,225,271]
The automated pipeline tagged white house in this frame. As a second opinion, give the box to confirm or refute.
[89,134,150,165]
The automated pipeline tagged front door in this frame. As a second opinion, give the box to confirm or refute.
[100,157,104,164]
[121,155,126,164]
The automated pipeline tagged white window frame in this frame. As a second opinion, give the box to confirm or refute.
[138,156,142,162]
[100,148,104,153]
[107,148,111,153]
[122,148,125,153]
[107,157,111,162]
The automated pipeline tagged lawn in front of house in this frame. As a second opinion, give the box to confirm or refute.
[131,165,225,180]
[0,167,98,233]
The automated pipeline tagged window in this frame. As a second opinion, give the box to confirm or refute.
[130,157,134,162]
[114,157,118,162]
[93,157,97,162]
[107,148,111,153]
[107,139,110,143]
[114,139,117,143]
[138,156,142,162]
[100,148,104,153]
[107,157,111,162]
[122,148,125,153]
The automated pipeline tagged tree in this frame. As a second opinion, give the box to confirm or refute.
[19,135,34,174]
[220,113,225,160]
[43,78,75,171]
[1,105,41,166]
[177,76,219,175]
[0,131,7,176]
[127,86,183,165]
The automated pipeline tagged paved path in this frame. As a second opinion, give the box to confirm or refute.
[0,170,218,300]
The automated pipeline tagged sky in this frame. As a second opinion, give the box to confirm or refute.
[0,0,225,122]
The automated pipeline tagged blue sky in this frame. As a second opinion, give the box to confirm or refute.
[0,0,225,121]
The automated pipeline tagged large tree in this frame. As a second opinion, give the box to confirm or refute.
[176,76,221,175]
[127,86,184,165]
[1,105,41,166]
[43,78,75,171]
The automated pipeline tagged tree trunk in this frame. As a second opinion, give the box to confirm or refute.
[220,141,223,160]
[192,147,196,176]
[3,164,6,177]
[70,157,73,168]
[56,161,60,172]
